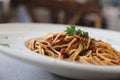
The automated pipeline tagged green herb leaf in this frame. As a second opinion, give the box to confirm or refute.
[83,43,87,50]
[4,36,8,39]
[90,39,95,43]
[64,25,76,36]
[64,25,89,36]
[80,37,83,40]
[80,30,88,36]
[0,43,9,47]
[76,29,81,34]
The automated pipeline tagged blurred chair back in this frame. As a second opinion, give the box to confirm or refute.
[25,0,78,24]
[0,0,10,23]
[69,2,103,28]
[11,0,103,28]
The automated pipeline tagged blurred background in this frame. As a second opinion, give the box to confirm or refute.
[0,0,120,31]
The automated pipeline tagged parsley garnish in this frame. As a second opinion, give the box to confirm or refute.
[83,42,87,50]
[76,29,81,34]
[0,43,10,47]
[64,25,89,36]
[4,36,8,39]
[64,25,75,36]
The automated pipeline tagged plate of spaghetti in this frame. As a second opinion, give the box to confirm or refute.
[0,23,120,79]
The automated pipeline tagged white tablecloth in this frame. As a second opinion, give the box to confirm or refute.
[0,53,72,80]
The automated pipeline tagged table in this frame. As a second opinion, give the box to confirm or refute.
[0,53,73,80]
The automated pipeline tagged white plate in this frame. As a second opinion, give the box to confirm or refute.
[0,23,120,80]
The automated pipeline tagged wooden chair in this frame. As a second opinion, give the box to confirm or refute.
[24,0,79,24]
[0,0,10,23]
[11,0,103,28]
[69,2,103,28]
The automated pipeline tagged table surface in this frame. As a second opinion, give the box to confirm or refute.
[0,53,74,80]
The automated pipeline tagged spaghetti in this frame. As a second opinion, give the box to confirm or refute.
[26,26,120,65]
